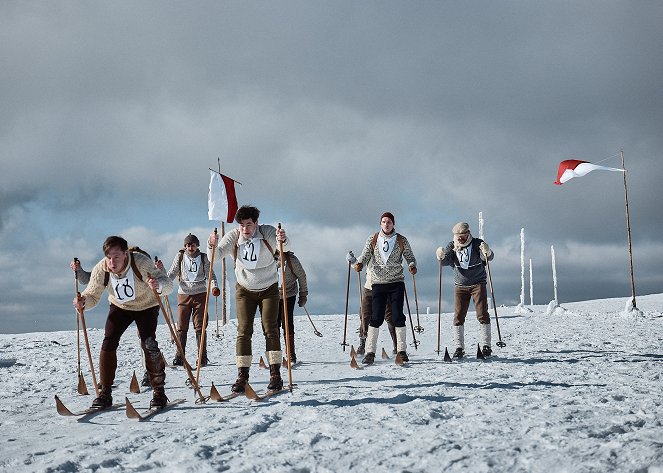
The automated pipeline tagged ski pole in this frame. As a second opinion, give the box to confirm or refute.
[76,302,99,397]
[356,270,365,339]
[277,224,294,392]
[412,273,424,333]
[303,305,323,337]
[195,228,217,386]
[148,278,208,403]
[73,258,88,395]
[484,256,506,347]
[403,286,419,349]
[341,259,351,351]
[436,259,442,355]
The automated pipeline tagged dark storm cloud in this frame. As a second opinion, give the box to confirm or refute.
[1,1,661,332]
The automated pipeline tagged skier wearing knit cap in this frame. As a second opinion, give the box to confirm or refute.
[435,222,494,358]
[354,212,417,364]
[164,233,218,367]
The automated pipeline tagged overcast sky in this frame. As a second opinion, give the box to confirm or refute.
[2,1,662,333]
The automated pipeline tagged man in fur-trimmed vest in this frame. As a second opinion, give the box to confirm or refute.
[436,222,494,358]
[208,205,289,392]
[165,233,218,367]
[354,211,417,364]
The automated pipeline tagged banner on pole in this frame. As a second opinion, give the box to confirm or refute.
[554,159,623,185]
[208,170,238,223]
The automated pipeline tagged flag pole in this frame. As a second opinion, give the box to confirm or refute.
[620,149,637,310]
[218,158,228,336]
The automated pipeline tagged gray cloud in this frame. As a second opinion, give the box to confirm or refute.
[1,1,661,333]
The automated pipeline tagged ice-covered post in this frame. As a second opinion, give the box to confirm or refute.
[529,258,533,306]
[551,245,558,303]
[520,228,525,307]
[478,211,484,240]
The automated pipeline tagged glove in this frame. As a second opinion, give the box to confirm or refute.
[480,242,491,257]
[436,246,446,261]
[298,294,307,307]
[346,251,357,264]
[212,287,221,297]
[354,262,363,272]
[408,265,417,275]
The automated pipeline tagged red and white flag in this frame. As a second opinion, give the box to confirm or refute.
[554,159,623,185]
[208,170,239,223]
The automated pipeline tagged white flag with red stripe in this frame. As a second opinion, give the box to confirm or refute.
[208,170,239,223]
[554,160,623,185]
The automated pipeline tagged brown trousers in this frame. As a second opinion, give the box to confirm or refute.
[453,283,491,325]
[235,282,281,356]
[176,292,208,333]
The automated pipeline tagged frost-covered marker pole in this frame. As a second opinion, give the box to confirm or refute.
[529,258,534,306]
[519,228,525,307]
[478,211,484,240]
[551,245,558,304]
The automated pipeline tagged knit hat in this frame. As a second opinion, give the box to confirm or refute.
[184,233,200,246]
[452,222,470,234]
[380,212,395,224]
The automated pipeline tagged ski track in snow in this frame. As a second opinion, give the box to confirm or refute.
[1,294,662,472]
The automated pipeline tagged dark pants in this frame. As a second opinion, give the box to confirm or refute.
[278,295,296,335]
[236,283,281,355]
[453,283,491,325]
[101,304,159,351]
[370,281,406,328]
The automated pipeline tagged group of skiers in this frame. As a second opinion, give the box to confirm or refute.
[71,205,494,410]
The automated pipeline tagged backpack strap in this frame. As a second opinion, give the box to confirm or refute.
[370,232,379,251]
[176,249,185,280]
[284,252,294,275]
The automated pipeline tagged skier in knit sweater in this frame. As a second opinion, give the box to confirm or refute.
[72,235,173,409]
[346,251,398,355]
[436,222,494,358]
[354,212,417,364]
[165,233,219,367]
[207,205,289,392]
[276,250,308,363]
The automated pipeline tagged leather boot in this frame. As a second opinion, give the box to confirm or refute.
[231,367,250,393]
[92,350,116,408]
[388,323,398,354]
[196,331,208,367]
[267,364,283,391]
[143,337,166,396]
[150,386,169,409]
[286,333,296,363]
[357,337,366,355]
[172,330,187,366]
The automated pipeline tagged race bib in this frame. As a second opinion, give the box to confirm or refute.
[240,238,261,270]
[185,254,202,282]
[110,268,137,303]
[456,246,471,270]
[378,234,397,265]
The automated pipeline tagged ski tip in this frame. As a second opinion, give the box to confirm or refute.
[350,345,357,358]
[77,372,89,395]
[259,356,267,369]
[209,382,223,402]
[244,383,260,401]
[129,370,141,394]
[350,355,360,369]
[125,396,142,419]
[55,395,75,416]
[443,347,452,362]
[381,347,390,359]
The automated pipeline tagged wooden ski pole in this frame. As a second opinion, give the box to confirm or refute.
[357,271,365,339]
[403,286,419,349]
[412,273,424,333]
[277,224,294,392]
[436,259,442,355]
[73,258,88,394]
[76,303,99,397]
[341,259,351,351]
[484,256,506,347]
[148,280,208,403]
[195,228,217,385]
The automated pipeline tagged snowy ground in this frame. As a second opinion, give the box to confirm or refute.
[1,294,662,472]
